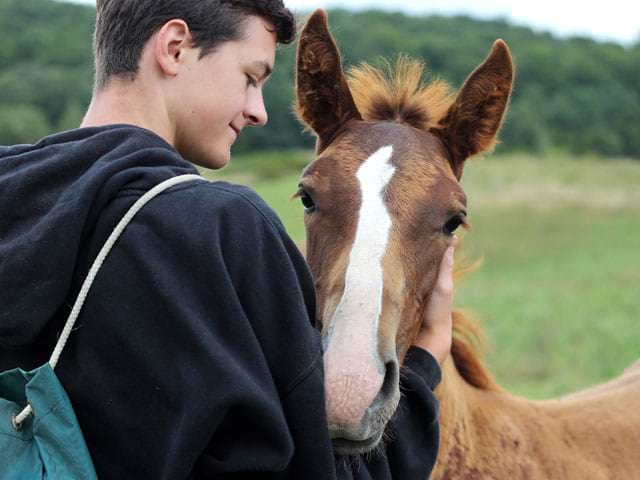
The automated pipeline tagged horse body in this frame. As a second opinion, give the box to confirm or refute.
[295,9,640,476]
[434,343,640,479]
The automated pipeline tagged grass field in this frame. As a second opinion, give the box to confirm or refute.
[202,152,640,399]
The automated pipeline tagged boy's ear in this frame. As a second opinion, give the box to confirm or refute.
[296,9,362,153]
[154,19,191,77]
[431,40,514,179]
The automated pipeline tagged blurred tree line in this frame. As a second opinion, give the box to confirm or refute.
[0,0,638,158]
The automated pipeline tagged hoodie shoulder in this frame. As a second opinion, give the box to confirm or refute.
[0,125,197,349]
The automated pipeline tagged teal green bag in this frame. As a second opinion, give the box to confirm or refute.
[0,175,202,479]
[0,365,97,479]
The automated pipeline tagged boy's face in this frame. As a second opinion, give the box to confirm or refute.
[170,16,277,169]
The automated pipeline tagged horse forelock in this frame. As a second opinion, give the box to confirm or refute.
[347,56,455,131]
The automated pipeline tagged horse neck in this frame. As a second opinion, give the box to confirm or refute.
[432,355,640,479]
[434,357,478,459]
[431,356,540,477]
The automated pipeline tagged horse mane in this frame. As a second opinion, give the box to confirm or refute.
[451,309,501,391]
[347,56,455,130]
[446,252,502,391]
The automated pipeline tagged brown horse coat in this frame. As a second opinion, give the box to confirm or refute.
[295,9,640,478]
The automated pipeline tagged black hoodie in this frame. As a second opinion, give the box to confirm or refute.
[0,125,441,479]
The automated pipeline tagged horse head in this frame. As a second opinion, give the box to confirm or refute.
[295,9,513,455]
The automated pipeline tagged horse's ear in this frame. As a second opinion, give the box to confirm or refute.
[432,40,514,179]
[296,9,362,152]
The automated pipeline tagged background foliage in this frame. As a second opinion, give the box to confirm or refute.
[0,0,638,159]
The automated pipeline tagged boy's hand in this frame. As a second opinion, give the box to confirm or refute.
[413,236,457,365]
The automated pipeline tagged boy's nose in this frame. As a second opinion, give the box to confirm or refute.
[245,91,268,127]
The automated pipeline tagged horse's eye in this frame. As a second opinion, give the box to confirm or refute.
[443,215,465,236]
[299,190,316,213]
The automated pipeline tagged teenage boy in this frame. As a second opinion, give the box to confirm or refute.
[0,1,454,478]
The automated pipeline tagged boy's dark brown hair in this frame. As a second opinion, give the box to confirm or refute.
[93,0,296,90]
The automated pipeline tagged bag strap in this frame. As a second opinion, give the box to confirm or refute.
[13,174,203,428]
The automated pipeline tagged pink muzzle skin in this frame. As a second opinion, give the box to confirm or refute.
[323,351,385,430]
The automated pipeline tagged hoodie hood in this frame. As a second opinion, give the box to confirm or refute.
[0,124,198,349]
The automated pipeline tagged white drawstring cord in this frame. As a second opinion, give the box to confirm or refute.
[12,174,202,428]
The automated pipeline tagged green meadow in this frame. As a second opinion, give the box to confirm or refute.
[201,152,640,399]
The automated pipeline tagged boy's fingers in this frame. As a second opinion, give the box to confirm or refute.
[444,236,457,267]
[434,236,457,293]
[416,237,457,360]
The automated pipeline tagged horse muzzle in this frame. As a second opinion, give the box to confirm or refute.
[324,356,400,454]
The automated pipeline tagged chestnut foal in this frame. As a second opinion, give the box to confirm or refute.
[295,9,640,478]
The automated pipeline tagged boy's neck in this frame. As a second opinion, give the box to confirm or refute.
[81,78,175,146]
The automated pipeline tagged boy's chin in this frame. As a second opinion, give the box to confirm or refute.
[189,147,231,170]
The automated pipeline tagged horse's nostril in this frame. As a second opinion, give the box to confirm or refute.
[373,361,399,409]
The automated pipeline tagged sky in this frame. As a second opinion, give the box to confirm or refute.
[64,0,638,46]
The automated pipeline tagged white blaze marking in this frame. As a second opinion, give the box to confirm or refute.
[323,145,396,426]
